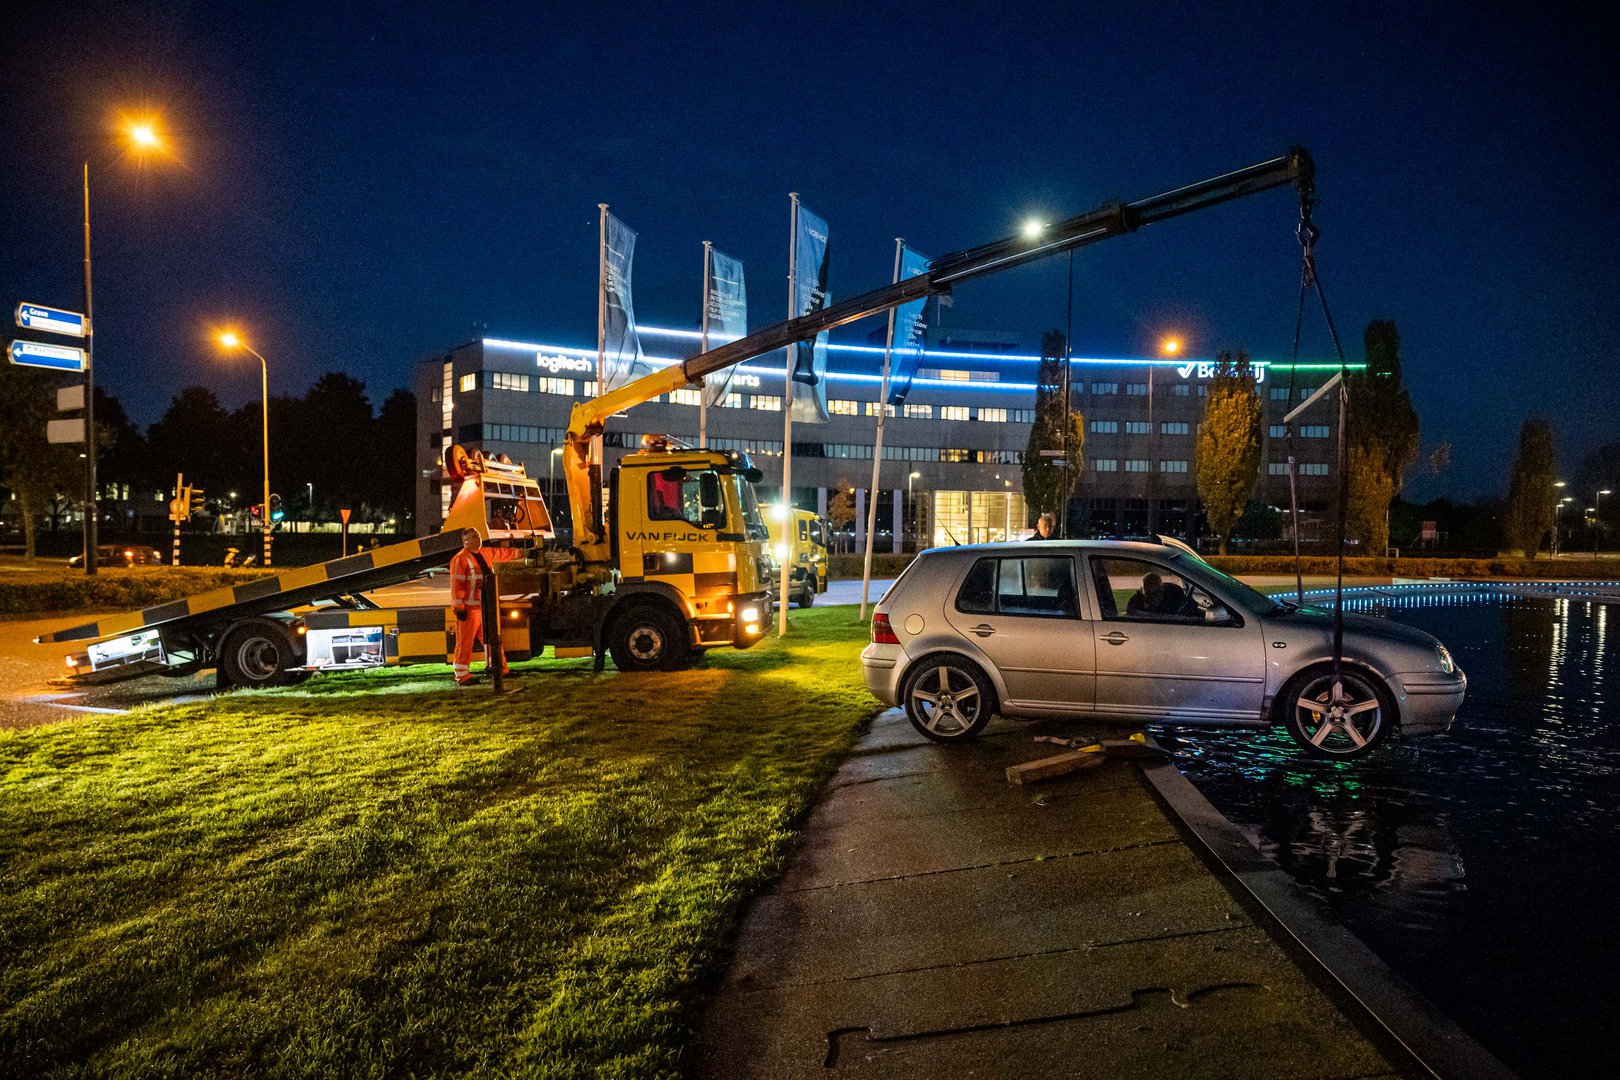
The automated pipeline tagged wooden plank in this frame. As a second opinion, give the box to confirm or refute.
[1005,746,1105,785]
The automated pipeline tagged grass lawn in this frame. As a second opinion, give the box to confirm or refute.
[0,607,876,1078]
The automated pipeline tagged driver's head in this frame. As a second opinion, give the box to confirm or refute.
[1142,572,1163,599]
[1037,513,1055,537]
[461,527,482,552]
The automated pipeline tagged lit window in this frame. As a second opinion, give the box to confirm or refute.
[865,402,896,417]
[904,403,934,419]
[1160,459,1189,474]
[1269,425,1287,438]
[721,392,743,408]
[1093,458,1118,472]
[1089,420,1118,434]
[539,378,575,395]
[1011,409,1036,423]
[1125,459,1151,472]
[936,369,972,381]
[977,407,1006,423]
[940,405,970,421]
[458,373,477,393]
[1268,462,1290,475]
[1160,421,1189,435]
[1300,424,1330,438]
[828,399,858,415]
[491,371,531,392]
[668,388,702,406]
[941,448,973,463]
[751,395,783,412]
[1300,462,1329,476]
[1125,421,1150,434]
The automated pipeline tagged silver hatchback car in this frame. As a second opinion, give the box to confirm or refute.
[862,540,1466,759]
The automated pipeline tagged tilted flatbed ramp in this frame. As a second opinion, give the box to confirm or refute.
[37,531,465,646]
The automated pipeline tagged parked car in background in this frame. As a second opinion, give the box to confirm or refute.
[68,545,166,568]
[862,539,1466,760]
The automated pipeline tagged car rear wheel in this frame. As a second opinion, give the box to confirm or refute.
[1282,666,1394,759]
[902,656,996,744]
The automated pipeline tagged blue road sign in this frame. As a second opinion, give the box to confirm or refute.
[15,304,86,338]
[8,339,87,372]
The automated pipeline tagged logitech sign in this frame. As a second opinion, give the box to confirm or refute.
[537,352,594,375]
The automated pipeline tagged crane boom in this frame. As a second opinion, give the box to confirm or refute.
[566,146,1315,552]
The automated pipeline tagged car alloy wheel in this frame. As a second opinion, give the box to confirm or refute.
[1285,668,1392,759]
[903,657,994,744]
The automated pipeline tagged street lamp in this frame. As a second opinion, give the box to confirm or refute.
[306,481,314,532]
[79,113,171,575]
[549,446,564,512]
[216,330,273,567]
[908,471,922,551]
[1598,489,1613,558]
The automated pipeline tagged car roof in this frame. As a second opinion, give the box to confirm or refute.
[919,539,1190,558]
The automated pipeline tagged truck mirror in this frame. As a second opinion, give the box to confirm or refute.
[699,472,722,510]
[743,467,763,484]
[660,466,688,482]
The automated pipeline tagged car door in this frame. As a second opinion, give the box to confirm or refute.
[1084,554,1266,723]
[943,553,1095,713]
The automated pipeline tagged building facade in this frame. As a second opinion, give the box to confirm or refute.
[415,328,1345,549]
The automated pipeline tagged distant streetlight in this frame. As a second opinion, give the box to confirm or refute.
[1021,219,1045,240]
[216,330,273,567]
[1161,337,1182,356]
[908,471,922,550]
[79,113,172,575]
[1598,489,1613,557]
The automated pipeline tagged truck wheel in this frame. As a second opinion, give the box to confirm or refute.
[218,619,301,689]
[798,580,814,607]
[608,605,690,672]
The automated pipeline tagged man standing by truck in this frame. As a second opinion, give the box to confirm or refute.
[450,528,522,685]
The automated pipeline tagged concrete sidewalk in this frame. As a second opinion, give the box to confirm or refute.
[695,709,1420,1078]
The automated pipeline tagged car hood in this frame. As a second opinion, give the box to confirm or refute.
[1266,604,1441,648]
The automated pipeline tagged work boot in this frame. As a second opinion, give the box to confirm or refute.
[455,674,476,687]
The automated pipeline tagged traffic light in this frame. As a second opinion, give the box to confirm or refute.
[269,493,284,522]
[249,504,261,519]
[188,487,206,515]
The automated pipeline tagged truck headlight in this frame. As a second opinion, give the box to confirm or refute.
[740,606,761,623]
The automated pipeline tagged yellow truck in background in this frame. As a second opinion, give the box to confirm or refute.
[766,507,829,608]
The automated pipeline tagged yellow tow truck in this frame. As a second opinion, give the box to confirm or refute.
[39,146,1318,688]
[767,507,829,608]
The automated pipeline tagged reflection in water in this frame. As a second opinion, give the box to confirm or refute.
[1164,592,1620,1080]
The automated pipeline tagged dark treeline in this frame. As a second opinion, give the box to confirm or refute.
[3,365,415,554]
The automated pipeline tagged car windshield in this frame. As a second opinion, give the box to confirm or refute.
[1174,552,1287,616]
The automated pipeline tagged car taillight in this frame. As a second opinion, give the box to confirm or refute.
[871,612,899,645]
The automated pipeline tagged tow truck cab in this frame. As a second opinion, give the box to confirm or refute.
[608,438,772,656]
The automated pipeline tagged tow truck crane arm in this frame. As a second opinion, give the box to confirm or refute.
[564,146,1315,557]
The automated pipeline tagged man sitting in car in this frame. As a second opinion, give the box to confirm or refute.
[1126,571,1188,618]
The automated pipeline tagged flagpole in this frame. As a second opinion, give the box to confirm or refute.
[860,238,905,621]
[779,194,799,638]
[594,203,609,523]
[700,240,712,447]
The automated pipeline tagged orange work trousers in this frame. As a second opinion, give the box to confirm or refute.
[453,607,504,678]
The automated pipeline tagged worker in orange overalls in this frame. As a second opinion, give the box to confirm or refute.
[449,527,522,685]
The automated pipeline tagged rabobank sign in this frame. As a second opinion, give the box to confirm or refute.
[537,352,594,375]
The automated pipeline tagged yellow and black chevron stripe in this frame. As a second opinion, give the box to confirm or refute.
[303,604,533,665]
[37,531,465,645]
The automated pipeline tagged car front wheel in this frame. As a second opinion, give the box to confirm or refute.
[902,656,996,744]
[1282,666,1393,759]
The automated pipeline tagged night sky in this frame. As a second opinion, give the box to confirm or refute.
[3,2,1615,500]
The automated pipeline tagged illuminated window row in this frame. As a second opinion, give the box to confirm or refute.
[1268,462,1332,476]
[1268,424,1331,438]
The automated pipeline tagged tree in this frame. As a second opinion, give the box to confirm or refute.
[299,372,376,518]
[1345,320,1420,553]
[146,388,237,497]
[370,389,418,529]
[1021,330,1083,525]
[1504,419,1557,557]
[0,364,82,559]
[1195,350,1263,554]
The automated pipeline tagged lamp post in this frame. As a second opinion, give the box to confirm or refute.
[549,446,564,518]
[908,471,922,551]
[1598,489,1612,558]
[79,117,168,575]
[1553,481,1568,557]
[306,481,314,533]
[217,331,272,567]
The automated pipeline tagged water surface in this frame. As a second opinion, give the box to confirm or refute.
[1163,592,1618,1080]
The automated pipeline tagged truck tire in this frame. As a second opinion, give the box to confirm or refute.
[798,579,815,607]
[608,604,690,672]
[217,619,302,690]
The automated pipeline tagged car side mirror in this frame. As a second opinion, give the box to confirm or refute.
[1205,602,1231,623]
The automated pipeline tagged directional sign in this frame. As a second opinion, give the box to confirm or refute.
[8,339,87,372]
[16,304,86,338]
[47,418,86,444]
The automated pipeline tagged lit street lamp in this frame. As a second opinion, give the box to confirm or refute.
[908,471,922,551]
[1598,489,1613,558]
[216,331,273,567]
[79,114,171,575]
[549,446,564,517]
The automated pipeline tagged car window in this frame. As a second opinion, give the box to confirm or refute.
[955,556,1078,618]
[1091,556,1226,624]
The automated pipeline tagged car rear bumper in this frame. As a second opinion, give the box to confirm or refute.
[861,643,905,706]
[1391,667,1467,736]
